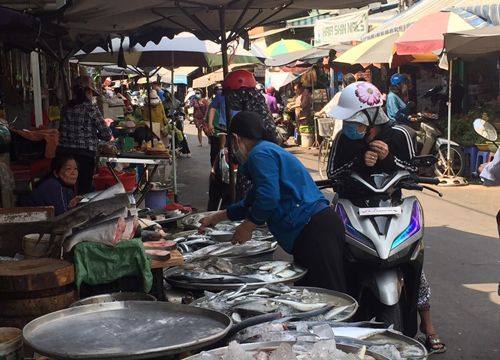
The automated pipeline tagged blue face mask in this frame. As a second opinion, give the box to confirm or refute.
[343,122,366,140]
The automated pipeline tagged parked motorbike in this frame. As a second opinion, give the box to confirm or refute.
[316,155,441,337]
[411,111,465,177]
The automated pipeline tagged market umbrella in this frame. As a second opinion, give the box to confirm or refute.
[75,32,261,67]
[395,10,488,183]
[50,0,376,203]
[265,39,312,57]
[265,47,329,67]
[395,10,489,56]
[334,32,437,68]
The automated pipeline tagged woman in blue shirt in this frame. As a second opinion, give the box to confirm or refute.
[20,155,81,215]
[386,73,412,126]
[200,111,346,292]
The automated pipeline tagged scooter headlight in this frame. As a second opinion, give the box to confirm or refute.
[391,202,422,250]
[336,204,374,250]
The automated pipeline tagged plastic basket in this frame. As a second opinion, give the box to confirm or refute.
[317,117,336,137]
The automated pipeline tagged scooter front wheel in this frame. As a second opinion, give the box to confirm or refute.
[376,301,404,333]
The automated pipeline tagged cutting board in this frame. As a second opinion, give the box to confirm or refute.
[0,258,75,292]
[0,289,77,316]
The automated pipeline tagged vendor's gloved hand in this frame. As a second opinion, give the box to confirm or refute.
[369,140,389,160]
[364,150,378,167]
[232,220,256,245]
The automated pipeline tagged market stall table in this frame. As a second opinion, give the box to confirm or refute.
[99,153,170,206]
[151,249,184,301]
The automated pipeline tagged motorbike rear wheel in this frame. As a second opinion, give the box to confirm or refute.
[434,144,465,177]
[376,301,404,333]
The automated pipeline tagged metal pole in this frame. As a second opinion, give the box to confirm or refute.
[171,52,178,201]
[219,6,236,203]
[58,38,70,103]
[146,74,154,147]
[447,59,453,176]
[31,51,43,128]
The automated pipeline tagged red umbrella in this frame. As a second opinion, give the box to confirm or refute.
[395,11,488,55]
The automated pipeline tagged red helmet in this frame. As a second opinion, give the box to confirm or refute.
[223,70,256,90]
[266,86,276,94]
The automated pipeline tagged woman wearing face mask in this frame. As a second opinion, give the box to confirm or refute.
[190,89,209,147]
[20,155,82,215]
[57,75,112,194]
[327,81,417,190]
[200,111,347,292]
[327,82,446,354]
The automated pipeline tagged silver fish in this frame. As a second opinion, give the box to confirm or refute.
[271,298,329,312]
[275,269,297,278]
[324,304,355,320]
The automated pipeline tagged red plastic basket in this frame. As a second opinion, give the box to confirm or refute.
[93,167,136,192]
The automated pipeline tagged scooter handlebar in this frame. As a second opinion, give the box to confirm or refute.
[315,179,334,188]
[415,176,440,185]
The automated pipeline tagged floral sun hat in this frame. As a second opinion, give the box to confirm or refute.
[328,81,384,120]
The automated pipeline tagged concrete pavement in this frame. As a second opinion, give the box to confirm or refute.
[177,123,500,359]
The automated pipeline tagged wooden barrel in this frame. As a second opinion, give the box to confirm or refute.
[0,258,77,328]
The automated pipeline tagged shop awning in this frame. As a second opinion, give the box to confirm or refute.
[265,71,299,90]
[192,63,255,88]
[286,10,333,29]
[364,0,500,40]
[445,25,500,56]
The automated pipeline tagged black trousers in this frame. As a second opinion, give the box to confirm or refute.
[293,207,347,293]
[209,136,220,166]
[57,148,95,195]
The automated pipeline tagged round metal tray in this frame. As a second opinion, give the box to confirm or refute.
[165,266,307,291]
[23,301,232,360]
[365,330,428,359]
[184,340,390,360]
[191,286,358,322]
[153,211,190,225]
[70,292,156,307]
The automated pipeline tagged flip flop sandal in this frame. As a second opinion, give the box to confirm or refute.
[422,334,446,354]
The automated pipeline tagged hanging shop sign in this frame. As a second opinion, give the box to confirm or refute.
[314,10,368,46]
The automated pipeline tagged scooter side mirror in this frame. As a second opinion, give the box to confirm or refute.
[473,118,498,142]
[411,155,438,168]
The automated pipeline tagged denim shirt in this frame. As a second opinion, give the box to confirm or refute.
[386,92,410,126]
[227,140,328,253]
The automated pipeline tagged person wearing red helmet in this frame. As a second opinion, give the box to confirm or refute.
[207,70,278,210]
[223,69,277,146]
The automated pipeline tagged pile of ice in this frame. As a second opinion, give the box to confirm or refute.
[194,340,369,360]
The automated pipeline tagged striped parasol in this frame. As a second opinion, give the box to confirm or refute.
[395,9,490,55]
[265,39,312,57]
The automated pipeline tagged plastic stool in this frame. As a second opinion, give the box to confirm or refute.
[463,146,479,176]
[474,151,491,175]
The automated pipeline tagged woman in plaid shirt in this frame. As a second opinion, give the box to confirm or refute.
[57,75,112,194]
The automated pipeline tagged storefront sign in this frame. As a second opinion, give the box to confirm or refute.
[314,10,368,46]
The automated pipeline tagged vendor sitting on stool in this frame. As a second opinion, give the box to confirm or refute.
[19,155,82,215]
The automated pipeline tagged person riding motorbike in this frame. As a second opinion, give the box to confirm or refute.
[386,73,414,127]
[327,81,446,353]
